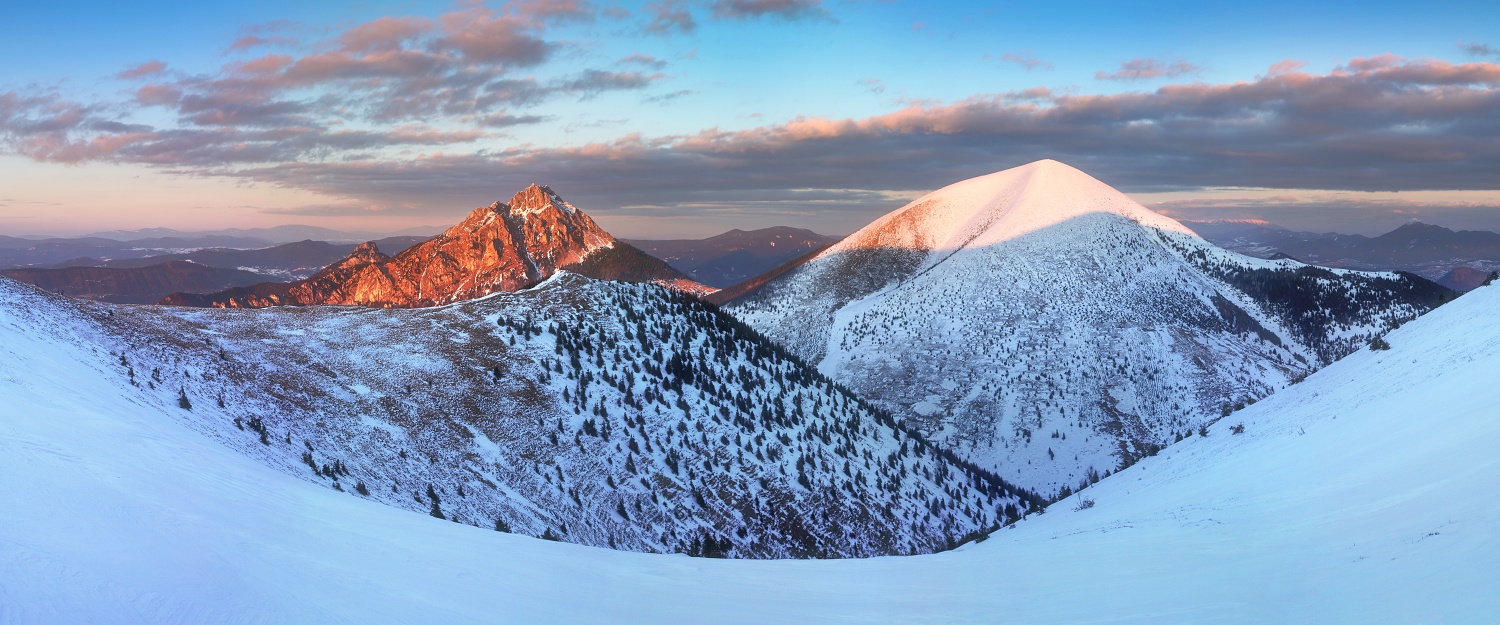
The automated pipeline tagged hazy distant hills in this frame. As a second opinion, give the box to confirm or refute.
[626,227,840,288]
[81,224,444,244]
[1183,219,1500,291]
[0,237,431,304]
[0,262,270,304]
[0,235,270,269]
[55,237,433,279]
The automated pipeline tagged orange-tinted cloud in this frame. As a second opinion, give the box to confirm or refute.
[117,61,167,80]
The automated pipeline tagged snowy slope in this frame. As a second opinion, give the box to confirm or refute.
[3,274,1496,623]
[726,160,1451,495]
[0,275,1033,560]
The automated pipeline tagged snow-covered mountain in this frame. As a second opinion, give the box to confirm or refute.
[722,160,1452,496]
[4,253,1496,623]
[163,184,708,307]
[0,274,1034,559]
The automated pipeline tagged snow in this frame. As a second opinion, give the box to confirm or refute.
[2,268,1497,622]
[729,159,1445,496]
[0,275,1019,560]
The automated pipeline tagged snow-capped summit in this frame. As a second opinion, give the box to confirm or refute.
[162,185,704,308]
[834,159,1194,259]
[722,159,1452,495]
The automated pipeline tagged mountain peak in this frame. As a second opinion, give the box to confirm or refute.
[725,160,1450,497]
[829,158,1194,259]
[1391,220,1448,233]
[163,184,701,308]
[349,241,384,262]
[506,183,575,216]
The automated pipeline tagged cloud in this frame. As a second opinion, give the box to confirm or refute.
[257,202,388,217]
[7,48,1500,234]
[225,34,298,53]
[644,0,696,35]
[173,55,1500,229]
[435,9,553,65]
[1096,58,1200,81]
[0,84,486,166]
[1264,59,1307,77]
[858,78,885,94]
[507,0,600,23]
[560,70,668,96]
[338,16,432,53]
[642,89,696,104]
[117,61,168,79]
[996,52,1053,71]
[51,3,674,145]
[479,112,549,127]
[710,0,828,21]
[1460,41,1499,58]
[618,53,668,69]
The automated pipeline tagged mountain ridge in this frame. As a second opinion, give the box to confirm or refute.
[625,227,840,288]
[1183,219,1500,288]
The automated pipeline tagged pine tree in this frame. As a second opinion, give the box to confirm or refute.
[429,501,445,519]
[177,389,192,410]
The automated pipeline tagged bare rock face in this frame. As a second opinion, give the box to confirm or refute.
[163,185,702,308]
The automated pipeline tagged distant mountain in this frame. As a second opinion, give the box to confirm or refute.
[1437,266,1496,291]
[721,160,1452,496]
[0,235,275,269]
[1183,219,1500,289]
[163,185,709,308]
[84,224,444,245]
[55,236,432,280]
[626,227,840,288]
[0,261,269,304]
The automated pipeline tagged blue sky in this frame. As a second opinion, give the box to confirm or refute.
[2,0,1498,237]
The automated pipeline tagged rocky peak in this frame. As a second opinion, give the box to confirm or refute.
[505,183,575,216]
[161,184,703,308]
[348,242,386,264]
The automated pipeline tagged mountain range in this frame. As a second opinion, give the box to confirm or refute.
[1183,219,1500,290]
[2,199,1494,622]
[4,157,1495,622]
[81,224,444,244]
[0,261,269,304]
